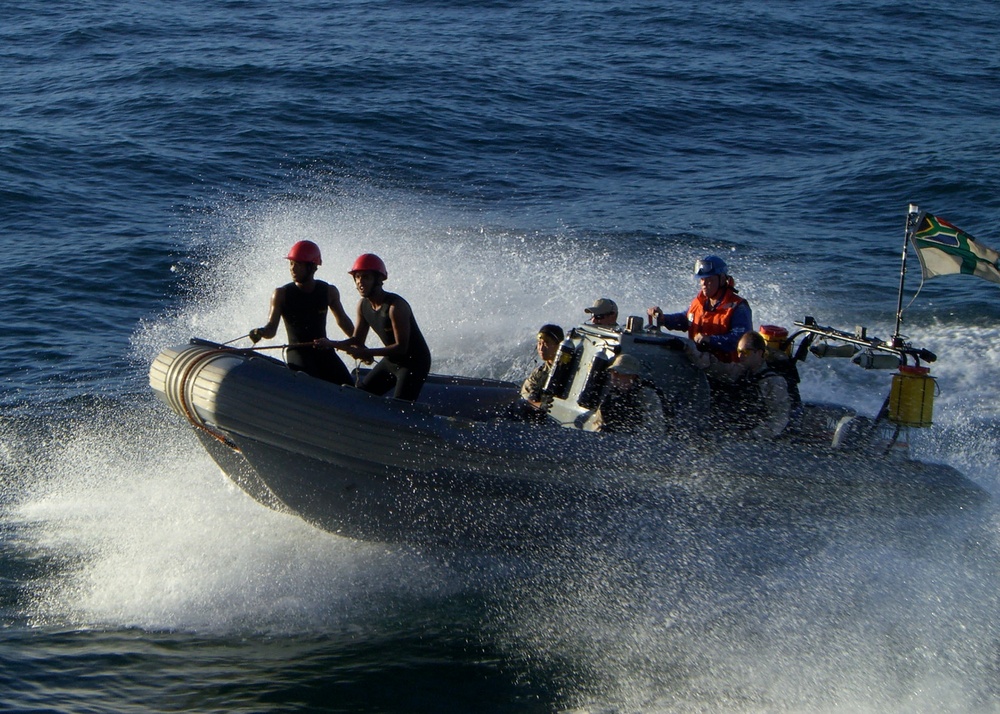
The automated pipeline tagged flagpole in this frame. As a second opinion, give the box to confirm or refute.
[893,204,921,347]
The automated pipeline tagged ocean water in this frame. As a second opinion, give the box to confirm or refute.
[3,0,1000,711]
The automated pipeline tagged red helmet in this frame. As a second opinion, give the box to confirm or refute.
[286,240,322,265]
[349,253,388,280]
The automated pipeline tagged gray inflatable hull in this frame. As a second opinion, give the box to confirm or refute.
[149,339,987,550]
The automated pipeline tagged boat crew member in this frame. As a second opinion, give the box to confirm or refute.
[585,298,619,328]
[589,353,666,434]
[647,255,752,362]
[249,240,354,385]
[520,323,564,413]
[321,253,432,401]
[685,330,790,439]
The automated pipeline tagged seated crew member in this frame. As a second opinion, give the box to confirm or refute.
[647,255,752,362]
[520,323,564,412]
[320,253,432,401]
[584,298,619,328]
[589,354,666,435]
[249,240,354,385]
[685,330,790,439]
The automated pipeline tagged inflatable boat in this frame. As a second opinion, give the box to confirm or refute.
[149,316,987,550]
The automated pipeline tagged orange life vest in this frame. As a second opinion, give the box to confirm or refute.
[686,285,747,361]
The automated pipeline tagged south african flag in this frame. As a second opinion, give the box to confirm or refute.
[911,212,1000,285]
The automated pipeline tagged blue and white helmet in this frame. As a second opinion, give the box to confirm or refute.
[694,255,728,278]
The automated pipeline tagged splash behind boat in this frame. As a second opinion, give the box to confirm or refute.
[148,316,987,550]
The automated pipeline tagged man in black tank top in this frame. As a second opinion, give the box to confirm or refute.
[319,253,431,401]
[248,240,354,385]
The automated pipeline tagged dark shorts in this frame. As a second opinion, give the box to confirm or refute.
[286,347,353,386]
[360,356,431,401]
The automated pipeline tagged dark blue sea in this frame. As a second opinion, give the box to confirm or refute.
[3,1,1000,711]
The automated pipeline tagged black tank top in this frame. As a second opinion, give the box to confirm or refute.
[361,293,431,368]
[282,281,329,344]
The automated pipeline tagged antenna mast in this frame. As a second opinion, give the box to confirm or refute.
[893,204,921,346]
